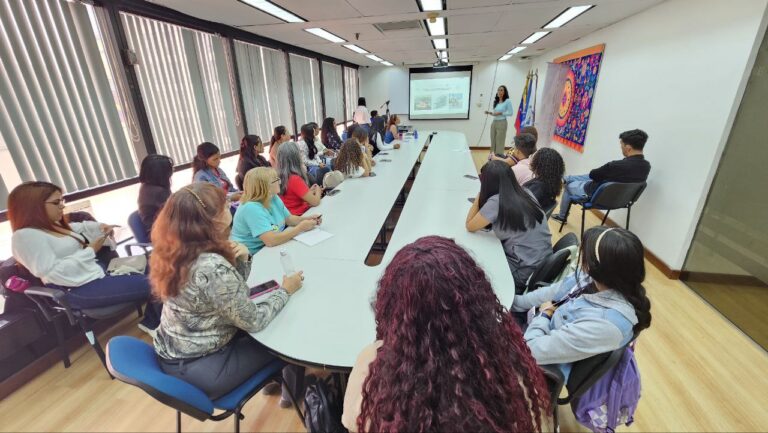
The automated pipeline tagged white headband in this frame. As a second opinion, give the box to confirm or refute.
[594,228,616,264]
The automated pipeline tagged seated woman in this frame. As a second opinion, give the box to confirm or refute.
[192,142,241,201]
[269,125,291,168]
[342,236,550,433]
[296,123,332,184]
[138,154,173,239]
[466,160,552,292]
[277,141,323,216]
[351,126,376,167]
[236,135,270,191]
[335,139,371,178]
[512,226,652,380]
[231,167,320,255]
[321,117,343,151]
[381,114,402,150]
[9,181,160,331]
[150,182,305,402]
[523,147,565,212]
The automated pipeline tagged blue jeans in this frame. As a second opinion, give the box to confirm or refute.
[307,165,331,185]
[47,260,160,329]
[557,174,591,218]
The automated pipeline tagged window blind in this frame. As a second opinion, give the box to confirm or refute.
[322,62,343,122]
[290,54,323,129]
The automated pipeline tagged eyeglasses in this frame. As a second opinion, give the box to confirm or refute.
[271,178,281,184]
[46,198,66,206]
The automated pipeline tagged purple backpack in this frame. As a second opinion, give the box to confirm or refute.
[571,345,641,433]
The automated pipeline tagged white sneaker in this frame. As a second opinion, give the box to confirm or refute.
[138,323,157,339]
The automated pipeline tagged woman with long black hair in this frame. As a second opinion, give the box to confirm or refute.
[269,125,291,167]
[485,85,514,155]
[320,117,343,151]
[235,135,269,191]
[466,160,552,292]
[512,226,652,379]
[192,142,241,201]
[523,147,565,212]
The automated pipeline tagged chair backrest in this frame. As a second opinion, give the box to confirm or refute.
[127,211,151,244]
[543,202,557,219]
[526,249,571,293]
[590,182,647,210]
[566,345,627,400]
[553,232,579,253]
[106,336,213,420]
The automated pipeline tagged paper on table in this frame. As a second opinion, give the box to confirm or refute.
[294,228,334,246]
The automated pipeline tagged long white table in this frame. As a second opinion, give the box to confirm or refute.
[247,131,515,370]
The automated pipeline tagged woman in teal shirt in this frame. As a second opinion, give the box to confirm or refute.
[485,85,514,155]
[231,167,320,255]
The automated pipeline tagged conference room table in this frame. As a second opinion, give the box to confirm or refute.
[246,131,516,371]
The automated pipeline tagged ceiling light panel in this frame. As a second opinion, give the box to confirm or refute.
[344,44,369,54]
[499,54,512,61]
[508,47,526,54]
[239,0,305,23]
[305,28,346,43]
[426,17,446,36]
[366,54,384,62]
[521,31,550,45]
[381,61,394,66]
[432,38,447,50]
[419,0,444,11]
[544,5,594,29]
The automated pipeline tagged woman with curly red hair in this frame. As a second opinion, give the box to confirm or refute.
[342,236,550,433]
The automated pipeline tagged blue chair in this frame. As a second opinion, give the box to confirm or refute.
[558,181,647,239]
[124,211,152,256]
[106,336,301,433]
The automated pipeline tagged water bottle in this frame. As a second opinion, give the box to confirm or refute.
[280,250,295,275]
[414,130,419,140]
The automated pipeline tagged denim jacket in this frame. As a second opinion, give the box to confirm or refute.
[512,273,637,379]
[193,167,237,193]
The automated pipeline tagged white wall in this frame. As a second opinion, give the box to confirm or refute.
[530,0,768,270]
[360,61,531,147]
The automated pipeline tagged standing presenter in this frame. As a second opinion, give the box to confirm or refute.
[485,85,514,155]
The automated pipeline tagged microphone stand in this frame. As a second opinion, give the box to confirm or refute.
[379,100,391,123]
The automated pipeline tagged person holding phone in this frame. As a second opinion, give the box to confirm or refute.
[485,85,514,155]
[149,182,305,404]
[8,181,160,332]
[231,167,320,255]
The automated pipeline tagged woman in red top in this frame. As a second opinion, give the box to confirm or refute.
[276,141,321,215]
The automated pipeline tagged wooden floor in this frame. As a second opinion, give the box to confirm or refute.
[2,151,767,432]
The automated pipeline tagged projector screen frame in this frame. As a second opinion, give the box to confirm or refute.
[409,65,473,121]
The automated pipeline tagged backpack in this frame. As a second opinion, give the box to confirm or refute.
[303,374,348,433]
[571,345,641,433]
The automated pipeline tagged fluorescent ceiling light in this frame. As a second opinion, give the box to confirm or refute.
[239,0,305,23]
[426,17,446,36]
[499,54,512,61]
[521,31,550,45]
[419,0,444,11]
[432,38,447,50]
[305,28,346,43]
[381,61,394,66]
[544,5,594,29]
[439,50,448,60]
[366,54,384,62]
[344,44,369,54]
[507,46,526,55]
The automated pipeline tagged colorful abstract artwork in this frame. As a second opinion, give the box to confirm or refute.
[553,44,605,152]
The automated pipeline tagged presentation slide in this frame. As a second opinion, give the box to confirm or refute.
[409,68,472,120]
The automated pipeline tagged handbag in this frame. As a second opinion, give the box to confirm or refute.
[107,255,147,276]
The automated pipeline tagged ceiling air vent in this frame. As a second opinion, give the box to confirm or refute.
[374,20,424,32]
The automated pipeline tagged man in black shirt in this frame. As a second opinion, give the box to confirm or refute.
[552,129,651,223]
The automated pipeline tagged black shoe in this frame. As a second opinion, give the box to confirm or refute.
[551,214,567,224]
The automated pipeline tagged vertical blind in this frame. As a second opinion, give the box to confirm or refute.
[290,54,323,129]
[344,66,359,122]
[234,41,293,139]
[0,0,138,205]
[322,62,344,122]
[121,13,241,163]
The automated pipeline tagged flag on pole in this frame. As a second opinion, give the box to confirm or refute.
[522,73,536,128]
[514,73,531,134]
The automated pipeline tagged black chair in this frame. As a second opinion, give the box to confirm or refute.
[24,282,145,374]
[524,249,571,294]
[558,182,647,239]
[541,345,629,432]
[543,203,557,219]
[553,232,579,253]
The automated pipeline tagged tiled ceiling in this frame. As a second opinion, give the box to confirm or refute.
[147,0,666,66]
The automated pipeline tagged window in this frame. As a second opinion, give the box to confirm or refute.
[322,62,344,122]
[234,41,293,139]
[290,54,323,129]
[121,13,242,164]
[0,0,139,207]
[344,66,359,123]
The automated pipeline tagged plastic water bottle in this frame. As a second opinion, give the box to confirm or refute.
[280,250,295,275]
[414,130,419,140]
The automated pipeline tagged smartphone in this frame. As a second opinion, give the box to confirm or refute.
[325,189,341,196]
[495,153,507,159]
[467,197,474,203]
[250,280,279,298]
[380,159,392,162]
[369,172,377,177]
[463,174,478,180]
[379,152,389,156]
